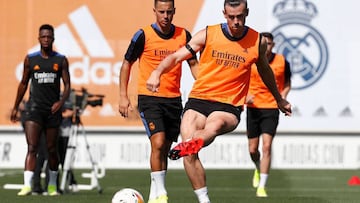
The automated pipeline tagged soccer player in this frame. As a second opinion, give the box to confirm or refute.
[10,24,71,196]
[246,32,291,197]
[146,0,292,202]
[118,0,198,202]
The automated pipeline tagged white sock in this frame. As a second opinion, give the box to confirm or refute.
[194,187,210,203]
[23,170,34,187]
[151,170,167,197]
[48,170,58,186]
[259,173,268,188]
[149,172,157,200]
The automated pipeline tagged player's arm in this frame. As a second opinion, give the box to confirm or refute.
[281,60,291,99]
[185,30,199,79]
[147,28,206,92]
[255,36,292,116]
[119,30,144,117]
[10,56,31,122]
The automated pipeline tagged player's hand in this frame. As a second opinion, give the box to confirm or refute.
[10,108,19,123]
[146,70,160,92]
[119,96,132,118]
[278,98,292,116]
[51,101,62,114]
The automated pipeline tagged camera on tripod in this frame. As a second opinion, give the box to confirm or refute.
[69,87,105,122]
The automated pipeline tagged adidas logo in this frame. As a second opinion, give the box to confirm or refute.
[17,5,121,86]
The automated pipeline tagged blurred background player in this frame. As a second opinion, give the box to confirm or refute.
[58,92,78,193]
[10,23,71,196]
[118,0,198,202]
[246,32,292,197]
[31,132,49,195]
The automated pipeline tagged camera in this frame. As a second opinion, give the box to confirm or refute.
[69,87,105,116]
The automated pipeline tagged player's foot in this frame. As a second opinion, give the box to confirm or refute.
[147,195,168,203]
[256,187,268,197]
[17,186,32,196]
[147,199,157,203]
[157,194,168,203]
[168,138,204,160]
[32,186,44,195]
[252,169,260,188]
[47,185,60,196]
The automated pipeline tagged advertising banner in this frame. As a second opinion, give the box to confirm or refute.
[0,0,203,127]
[1,132,359,169]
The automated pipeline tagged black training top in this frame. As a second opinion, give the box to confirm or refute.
[124,23,194,63]
[27,51,65,111]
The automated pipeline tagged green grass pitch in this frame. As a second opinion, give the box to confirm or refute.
[1,169,360,203]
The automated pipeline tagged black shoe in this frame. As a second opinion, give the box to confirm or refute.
[32,187,44,195]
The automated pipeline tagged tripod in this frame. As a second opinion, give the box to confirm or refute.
[59,115,104,194]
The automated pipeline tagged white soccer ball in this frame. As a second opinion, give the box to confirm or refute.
[111,188,144,203]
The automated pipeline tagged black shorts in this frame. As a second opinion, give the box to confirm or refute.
[184,98,243,121]
[138,95,182,142]
[24,107,62,128]
[246,107,279,138]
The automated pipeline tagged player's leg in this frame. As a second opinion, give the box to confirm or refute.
[32,133,47,194]
[256,133,273,197]
[181,110,239,203]
[45,127,60,196]
[180,109,208,203]
[256,109,278,197]
[150,103,183,203]
[148,131,170,202]
[247,107,262,189]
[138,96,177,203]
[18,120,42,196]
[248,137,261,188]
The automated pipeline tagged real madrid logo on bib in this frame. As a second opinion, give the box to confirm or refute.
[271,0,329,90]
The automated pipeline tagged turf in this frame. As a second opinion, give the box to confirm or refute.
[1,169,360,203]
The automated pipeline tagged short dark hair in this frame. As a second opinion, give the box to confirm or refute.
[261,32,274,41]
[154,0,174,7]
[224,0,247,8]
[39,24,54,33]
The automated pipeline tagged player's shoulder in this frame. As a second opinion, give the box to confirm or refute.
[27,51,41,58]
[52,51,66,58]
[131,28,146,41]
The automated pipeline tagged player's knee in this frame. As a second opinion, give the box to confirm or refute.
[27,145,38,154]
[249,148,258,155]
[262,144,272,155]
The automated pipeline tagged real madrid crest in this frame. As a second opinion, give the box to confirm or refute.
[149,122,155,131]
[271,0,329,90]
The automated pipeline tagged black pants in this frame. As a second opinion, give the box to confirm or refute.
[33,133,48,192]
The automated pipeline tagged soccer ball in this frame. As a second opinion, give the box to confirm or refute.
[111,188,144,203]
